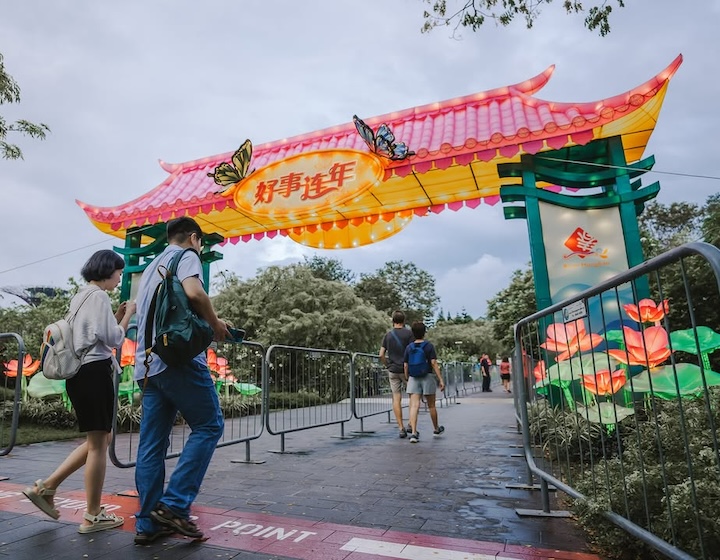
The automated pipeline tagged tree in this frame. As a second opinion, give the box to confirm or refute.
[354,274,403,318]
[428,319,501,361]
[638,201,703,259]
[421,0,626,37]
[355,261,440,323]
[1,53,49,160]
[302,255,355,284]
[212,264,388,352]
[359,260,440,324]
[701,193,720,248]
[486,266,537,350]
[0,290,73,365]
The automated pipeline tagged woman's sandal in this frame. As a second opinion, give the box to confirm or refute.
[22,479,60,520]
[77,507,124,534]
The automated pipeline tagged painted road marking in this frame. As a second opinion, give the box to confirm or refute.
[341,537,511,560]
[0,481,600,560]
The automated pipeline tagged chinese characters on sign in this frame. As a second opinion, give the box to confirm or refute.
[254,161,357,205]
[234,149,384,219]
[564,227,609,260]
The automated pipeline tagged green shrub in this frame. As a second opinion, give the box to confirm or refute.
[115,401,142,433]
[20,399,76,429]
[527,400,608,463]
[570,389,720,559]
[266,391,329,409]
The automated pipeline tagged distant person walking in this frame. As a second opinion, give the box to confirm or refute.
[480,354,492,392]
[132,217,231,545]
[403,321,445,443]
[24,250,135,533]
[379,310,414,438]
[499,356,512,393]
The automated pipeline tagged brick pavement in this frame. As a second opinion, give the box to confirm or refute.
[0,390,604,560]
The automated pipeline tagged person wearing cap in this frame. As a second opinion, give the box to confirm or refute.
[132,217,231,544]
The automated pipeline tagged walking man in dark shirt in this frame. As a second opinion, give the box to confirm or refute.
[379,310,413,438]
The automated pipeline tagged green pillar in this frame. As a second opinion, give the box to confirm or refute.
[115,224,224,301]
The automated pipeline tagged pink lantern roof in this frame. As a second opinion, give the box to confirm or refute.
[78,55,682,241]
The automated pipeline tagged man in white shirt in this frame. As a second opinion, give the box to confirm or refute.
[132,217,230,544]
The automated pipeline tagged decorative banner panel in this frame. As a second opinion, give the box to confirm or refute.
[539,202,630,305]
[231,150,385,221]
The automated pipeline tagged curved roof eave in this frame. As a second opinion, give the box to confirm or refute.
[77,55,682,232]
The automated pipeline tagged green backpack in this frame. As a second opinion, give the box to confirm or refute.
[144,248,214,367]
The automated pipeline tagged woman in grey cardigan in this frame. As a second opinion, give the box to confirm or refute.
[23,250,135,533]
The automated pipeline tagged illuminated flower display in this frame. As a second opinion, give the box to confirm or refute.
[623,299,669,324]
[533,360,547,384]
[120,338,136,367]
[581,369,627,396]
[607,326,672,368]
[3,354,40,377]
[540,321,602,361]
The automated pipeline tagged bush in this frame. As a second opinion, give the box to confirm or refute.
[20,399,76,429]
[266,391,329,409]
[569,389,720,559]
[527,400,608,462]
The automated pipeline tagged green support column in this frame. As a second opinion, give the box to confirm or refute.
[499,136,658,313]
[115,224,224,301]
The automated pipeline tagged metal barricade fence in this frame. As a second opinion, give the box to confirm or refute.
[350,352,408,430]
[0,333,25,456]
[463,361,481,393]
[264,345,353,452]
[513,242,720,560]
[110,339,266,467]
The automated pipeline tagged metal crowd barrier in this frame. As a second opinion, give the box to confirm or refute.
[0,333,25,456]
[264,345,353,452]
[513,242,720,560]
[350,352,408,432]
[110,339,266,467]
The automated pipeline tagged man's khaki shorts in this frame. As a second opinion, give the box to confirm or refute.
[388,372,405,394]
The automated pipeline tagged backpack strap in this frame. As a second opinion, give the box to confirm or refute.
[66,287,101,358]
[143,247,200,369]
[66,287,99,324]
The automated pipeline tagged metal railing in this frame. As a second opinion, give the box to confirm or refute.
[513,242,720,560]
[110,339,266,467]
[0,333,25,456]
[350,352,408,431]
[264,345,353,452]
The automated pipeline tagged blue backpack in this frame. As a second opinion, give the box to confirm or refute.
[407,341,430,377]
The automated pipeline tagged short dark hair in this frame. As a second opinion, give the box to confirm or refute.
[167,217,203,243]
[411,321,426,339]
[81,250,125,282]
[392,310,405,325]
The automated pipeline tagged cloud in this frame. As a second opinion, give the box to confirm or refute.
[0,0,718,321]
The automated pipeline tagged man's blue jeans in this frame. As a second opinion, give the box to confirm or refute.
[134,359,223,534]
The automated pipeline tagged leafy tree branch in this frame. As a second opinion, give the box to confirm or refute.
[421,0,626,37]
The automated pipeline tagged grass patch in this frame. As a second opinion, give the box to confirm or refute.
[1,423,81,447]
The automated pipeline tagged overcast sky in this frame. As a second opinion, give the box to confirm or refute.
[1,0,719,317]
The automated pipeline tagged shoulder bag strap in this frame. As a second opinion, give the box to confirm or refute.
[66,287,99,324]
[390,329,403,348]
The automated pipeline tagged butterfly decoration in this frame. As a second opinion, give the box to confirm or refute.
[353,115,415,161]
[208,139,253,194]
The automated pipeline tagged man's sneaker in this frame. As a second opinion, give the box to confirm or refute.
[409,432,419,443]
[433,426,445,436]
[399,428,408,439]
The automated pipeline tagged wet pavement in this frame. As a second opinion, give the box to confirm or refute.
[0,388,603,559]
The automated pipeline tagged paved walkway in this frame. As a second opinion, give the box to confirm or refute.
[0,389,603,560]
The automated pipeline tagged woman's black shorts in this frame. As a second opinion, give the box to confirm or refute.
[66,358,115,433]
